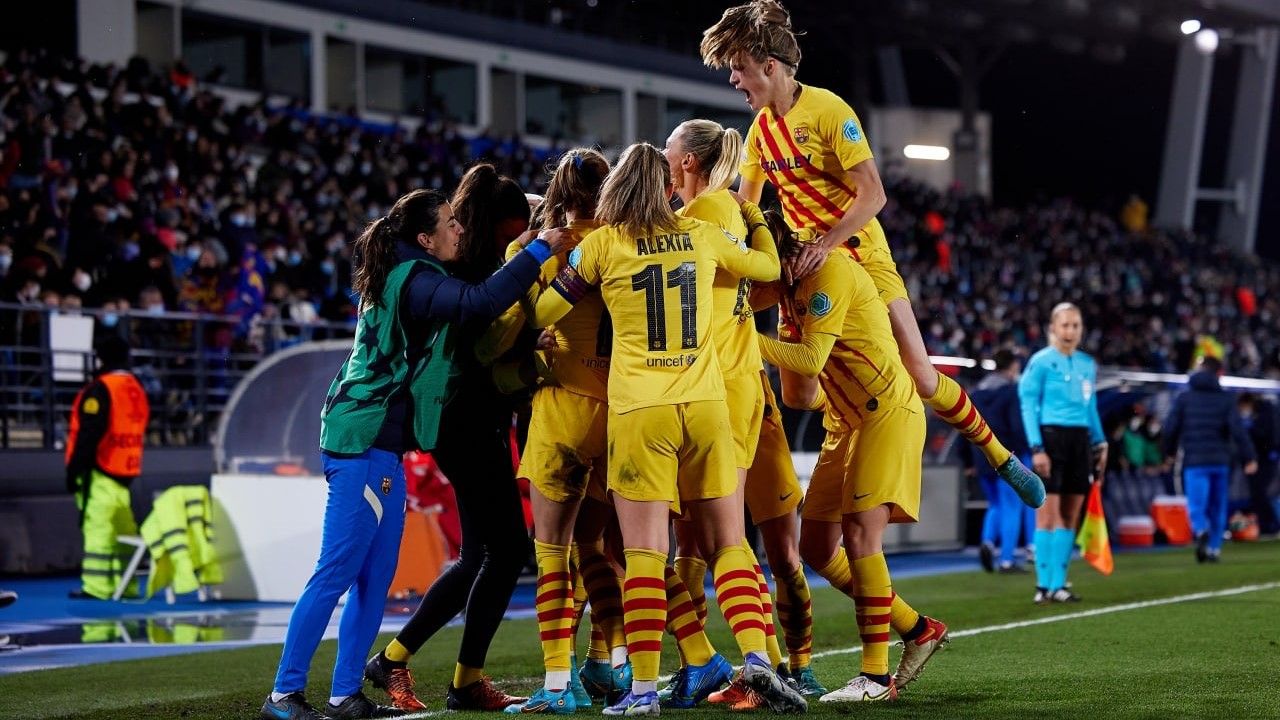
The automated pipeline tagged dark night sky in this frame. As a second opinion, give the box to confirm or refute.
[802,34,1280,259]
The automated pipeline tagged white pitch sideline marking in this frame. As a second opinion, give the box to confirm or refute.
[811,580,1280,660]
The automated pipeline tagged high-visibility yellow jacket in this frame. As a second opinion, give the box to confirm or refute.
[140,485,223,597]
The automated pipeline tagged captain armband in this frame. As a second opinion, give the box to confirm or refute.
[550,265,590,304]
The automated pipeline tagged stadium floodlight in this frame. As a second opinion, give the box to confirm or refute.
[1195,27,1220,54]
[904,144,951,161]
[1181,19,1201,35]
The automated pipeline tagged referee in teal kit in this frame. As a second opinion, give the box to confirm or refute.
[1018,302,1106,605]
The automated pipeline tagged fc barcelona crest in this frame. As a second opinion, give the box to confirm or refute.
[793,125,810,144]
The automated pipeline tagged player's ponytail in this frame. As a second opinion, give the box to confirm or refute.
[701,0,802,71]
[452,163,529,279]
[597,143,680,239]
[352,189,448,309]
[765,208,802,263]
[539,148,610,231]
[675,120,744,197]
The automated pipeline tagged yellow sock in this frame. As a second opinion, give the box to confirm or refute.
[745,542,783,668]
[711,544,767,659]
[534,540,574,674]
[588,619,610,662]
[851,553,894,677]
[816,548,856,599]
[663,565,715,665]
[890,593,920,636]
[674,555,709,626]
[622,548,667,682]
[384,638,412,664]
[453,663,483,688]
[579,540,627,658]
[773,565,813,670]
[926,371,1011,468]
[570,546,589,648]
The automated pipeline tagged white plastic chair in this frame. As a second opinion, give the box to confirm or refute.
[111,535,180,604]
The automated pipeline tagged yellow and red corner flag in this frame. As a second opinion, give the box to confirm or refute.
[1076,481,1114,575]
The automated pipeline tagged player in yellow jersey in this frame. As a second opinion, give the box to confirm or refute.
[659,118,822,707]
[755,217,949,703]
[474,149,631,715]
[700,0,1045,510]
[533,143,805,716]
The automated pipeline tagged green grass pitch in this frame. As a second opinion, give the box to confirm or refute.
[2,542,1278,720]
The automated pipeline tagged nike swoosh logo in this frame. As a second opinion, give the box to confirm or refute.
[853,493,871,500]
[522,701,550,713]
[269,706,291,720]
[779,492,794,501]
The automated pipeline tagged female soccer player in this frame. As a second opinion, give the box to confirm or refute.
[533,143,805,716]
[262,189,570,720]
[700,0,1044,509]
[1018,303,1107,604]
[364,167,542,712]
[490,148,635,714]
[758,218,948,704]
[661,118,822,707]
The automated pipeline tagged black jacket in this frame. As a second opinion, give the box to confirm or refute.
[1162,370,1256,468]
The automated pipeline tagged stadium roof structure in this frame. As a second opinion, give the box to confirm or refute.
[827,0,1280,62]
[289,1,1280,70]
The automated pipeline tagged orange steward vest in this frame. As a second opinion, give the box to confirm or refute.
[66,371,150,478]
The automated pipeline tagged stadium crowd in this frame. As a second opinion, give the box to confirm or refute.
[882,179,1280,375]
[0,49,549,353]
[0,47,1277,377]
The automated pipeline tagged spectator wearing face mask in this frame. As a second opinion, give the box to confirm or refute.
[221,203,258,266]
[172,239,202,280]
[95,296,129,343]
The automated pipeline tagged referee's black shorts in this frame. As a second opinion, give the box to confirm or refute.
[1040,425,1092,495]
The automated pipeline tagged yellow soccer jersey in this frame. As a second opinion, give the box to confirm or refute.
[678,191,771,380]
[537,216,779,414]
[740,84,888,254]
[508,219,609,400]
[786,249,915,430]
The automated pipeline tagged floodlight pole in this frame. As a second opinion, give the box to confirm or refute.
[937,41,1002,197]
[1156,28,1278,254]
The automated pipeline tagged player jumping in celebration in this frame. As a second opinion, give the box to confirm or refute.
[759,217,948,703]
[700,0,1044,509]
[533,143,806,716]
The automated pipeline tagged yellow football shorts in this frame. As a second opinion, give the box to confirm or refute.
[801,398,925,523]
[798,220,908,306]
[519,386,607,503]
[725,370,766,469]
[859,243,910,307]
[607,400,737,505]
[744,371,802,522]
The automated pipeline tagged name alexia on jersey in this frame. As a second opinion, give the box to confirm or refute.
[635,232,694,256]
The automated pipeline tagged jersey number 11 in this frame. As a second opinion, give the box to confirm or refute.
[631,262,697,352]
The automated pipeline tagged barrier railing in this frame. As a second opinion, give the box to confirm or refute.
[0,303,354,449]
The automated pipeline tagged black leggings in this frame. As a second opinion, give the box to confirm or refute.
[393,391,530,669]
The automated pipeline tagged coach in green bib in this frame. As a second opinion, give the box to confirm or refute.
[264,188,567,720]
